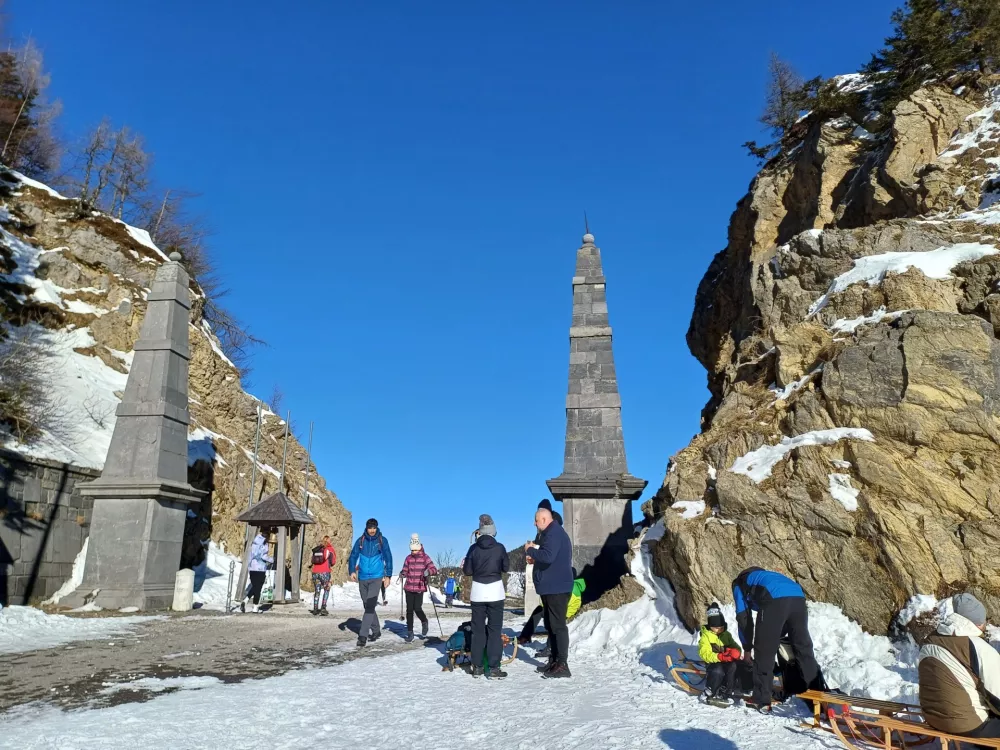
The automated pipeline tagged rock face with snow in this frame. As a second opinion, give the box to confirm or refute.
[652,78,1000,634]
[0,170,352,585]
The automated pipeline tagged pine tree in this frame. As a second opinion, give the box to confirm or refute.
[949,0,1000,74]
[865,0,965,108]
[761,53,804,141]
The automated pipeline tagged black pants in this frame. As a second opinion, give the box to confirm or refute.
[541,592,571,666]
[706,661,738,695]
[964,717,1000,749]
[248,571,266,605]
[519,605,544,640]
[405,590,428,632]
[753,597,819,706]
[471,600,504,669]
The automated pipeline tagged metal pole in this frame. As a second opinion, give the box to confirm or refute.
[297,421,315,574]
[226,560,235,614]
[243,402,263,546]
[278,410,291,488]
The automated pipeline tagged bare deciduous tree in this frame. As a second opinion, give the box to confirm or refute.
[435,549,458,569]
[0,324,68,444]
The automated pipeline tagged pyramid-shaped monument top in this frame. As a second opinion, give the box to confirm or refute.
[548,231,646,500]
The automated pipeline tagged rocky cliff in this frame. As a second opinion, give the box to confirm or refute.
[651,76,1000,634]
[0,170,352,584]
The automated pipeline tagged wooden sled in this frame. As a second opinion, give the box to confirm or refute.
[665,647,780,698]
[818,708,1000,749]
[443,633,518,672]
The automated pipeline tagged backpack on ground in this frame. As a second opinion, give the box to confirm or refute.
[446,621,473,653]
[311,545,326,566]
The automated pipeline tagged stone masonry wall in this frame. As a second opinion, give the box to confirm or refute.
[0,450,99,605]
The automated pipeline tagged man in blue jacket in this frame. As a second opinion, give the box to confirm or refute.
[732,567,820,711]
[348,518,393,647]
[526,506,573,679]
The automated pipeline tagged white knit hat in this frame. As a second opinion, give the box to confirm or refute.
[409,533,421,552]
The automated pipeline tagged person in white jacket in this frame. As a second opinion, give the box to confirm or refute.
[919,593,1000,743]
[242,529,273,613]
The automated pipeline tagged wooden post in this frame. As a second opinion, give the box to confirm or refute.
[290,525,301,603]
[274,526,287,604]
[234,526,255,606]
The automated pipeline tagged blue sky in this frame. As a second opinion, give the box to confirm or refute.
[11,1,900,562]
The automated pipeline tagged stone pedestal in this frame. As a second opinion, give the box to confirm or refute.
[547,233,646,597]
[65,254,202,610]
[524,563,540,615]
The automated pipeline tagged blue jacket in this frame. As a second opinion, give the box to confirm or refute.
[248,534,273,572]
[444,577,456,595]
[348,530,392,581]
[530,521,573,595]
[732,567,804,648]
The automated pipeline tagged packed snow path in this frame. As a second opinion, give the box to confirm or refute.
[0,635,840,750]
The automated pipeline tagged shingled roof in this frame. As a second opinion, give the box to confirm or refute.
[236,492,314,525]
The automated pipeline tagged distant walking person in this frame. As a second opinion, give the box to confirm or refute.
[243,528,273,614]
[525,507,573,678]
[348,518,393,647]
[464,514,509,679]
[309,535,337,616]
[399,533,438,642]
[732,567,821,712]
[444,575,457,608]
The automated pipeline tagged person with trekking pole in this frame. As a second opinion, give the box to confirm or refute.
[347,518,393,648]
[399,533,438,642]
[464,514,509,679]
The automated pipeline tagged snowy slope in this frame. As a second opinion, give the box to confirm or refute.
[0,605,158,654]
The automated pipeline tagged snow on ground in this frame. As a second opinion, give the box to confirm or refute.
[770,368,820,401]
[809,242,998,315]
[828,473,860,511]
[670,500,706,519]
[0,523,922,749]
[192,542,241,610]
[730,428,875,483]
[0,606,158,655]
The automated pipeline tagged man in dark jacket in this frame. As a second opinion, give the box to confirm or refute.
[732,567,820,711]
[463,514,509,679]
[526,507,573,678]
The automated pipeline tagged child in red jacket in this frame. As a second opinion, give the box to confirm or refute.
[399,534,437,642]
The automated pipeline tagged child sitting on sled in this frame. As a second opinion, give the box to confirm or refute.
[698,602,743,706]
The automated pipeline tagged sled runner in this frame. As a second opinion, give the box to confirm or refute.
[443,632,518,672]
[810,701,1000,749]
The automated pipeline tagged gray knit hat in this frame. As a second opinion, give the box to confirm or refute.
[478,513,496,537]
[953,593,987,627]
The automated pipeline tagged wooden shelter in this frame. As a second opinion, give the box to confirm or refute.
[235,492,314,606]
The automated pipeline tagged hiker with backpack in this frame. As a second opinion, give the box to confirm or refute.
[347,518,393,647]
[732,567,821,712]
[309,535,337,616]
[525,506,573,679]
[242,528,274,613]
[399,533,437,642]
[463,514,509,679]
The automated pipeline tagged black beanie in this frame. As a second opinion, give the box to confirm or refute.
[365,518,378,529]
[706,602,726,629]
[538,498,553,511]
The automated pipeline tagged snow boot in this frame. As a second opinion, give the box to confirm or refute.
[405,631,414,643]
[536,661,554,673]
[311,608,320,616]
[369,631,381,642]
[356,637,367,648]
[542,663,571,679]
[471,666,484,679]
[421,621,429,637]
[240,599,246,613]
[319,608,329,616]
[487,668,508,680]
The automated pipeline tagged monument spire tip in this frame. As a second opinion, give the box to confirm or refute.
[582,211,594,245]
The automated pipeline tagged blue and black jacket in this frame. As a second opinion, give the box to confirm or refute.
[732,567,804,649]
[348,530,393,581]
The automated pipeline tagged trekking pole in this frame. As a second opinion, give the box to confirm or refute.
[400,576,404,620]
[426,580,443,636]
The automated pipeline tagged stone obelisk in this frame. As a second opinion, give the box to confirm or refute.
[68,252,203,610]
[547,231,646,595]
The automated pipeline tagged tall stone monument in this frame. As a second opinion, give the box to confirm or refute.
[67,252,202,610]
[547,231,646,595]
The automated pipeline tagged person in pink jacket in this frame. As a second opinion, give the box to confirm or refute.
[399,533,437,642]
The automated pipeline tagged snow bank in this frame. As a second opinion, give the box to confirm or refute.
[0,606,159,654]
[808,602,918,703]
[100,675,221,696]
[193,542,241,610]
[43,537,88,605]
[770,368,820,401]
[11,169,67,199]
[730,428,875,483]
[670,500,706,519]
[809,243,997,315]
[831,307,905,334]
[828,473,860,511]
